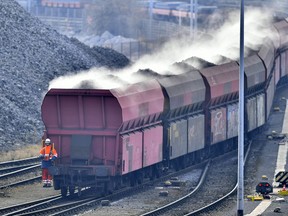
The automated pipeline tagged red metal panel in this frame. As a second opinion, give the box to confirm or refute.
[158,71,206,110]
[143,126,163,167]
[169,120,188,159]
[257,94,265,127]
[82,94,122,129]
[42,89,122,132]
[227,104,238,139]
[200,62,239,99]
[41,89,122,176]
[82,96,104,128]
[59,95,80,128]
[111,80,164,122]
[49,135,71,165]
[211,108,227,144]
[91,136,117,166]
[274,20,288,48]
[121,132,143,174]
[188,115,205,153]
[104,97,123,129]
[244,55,266,89]
[247,98,257,132]
[92,136,104,164]
[41,95,59,128]
[258,38,275,78]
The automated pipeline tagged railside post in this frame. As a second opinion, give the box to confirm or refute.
[237,0,245,215]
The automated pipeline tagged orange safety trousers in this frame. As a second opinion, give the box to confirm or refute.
[42,168,52,184]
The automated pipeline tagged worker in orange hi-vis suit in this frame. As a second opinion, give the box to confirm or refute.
[39,138,58,187]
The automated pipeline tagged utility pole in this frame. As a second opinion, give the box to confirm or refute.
[194,0,198,39]
[237,0,245,215]
[190,0,193,38]
[149,0,153,40]
[190,0,198,39]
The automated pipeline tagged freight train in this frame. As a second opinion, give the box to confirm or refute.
[41,18,288,197]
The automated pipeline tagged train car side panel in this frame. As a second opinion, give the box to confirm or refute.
[258,38,275,78]
[169,120,188,159]
[121,132,143,174]
[143,126,163,167]
[158,71,206,110]
[247,98,257,132]
[111,80,164,122]
[285,52,288,76]
[274,19,288,77]
[281,53,287,77]
[188,115,205,152]
[266,73,275,119]
[200,62,239,100]
[244,55,266,89]
[275,57,281,85]
[211,107,227,144]
[257,94,265,127]
[227,104,239,139]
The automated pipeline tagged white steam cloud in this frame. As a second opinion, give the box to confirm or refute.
[49,7,277,90]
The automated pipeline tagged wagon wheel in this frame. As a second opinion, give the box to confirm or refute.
[53,179,60,190]
[149,168,156,180]
[69,186,75,196]
[61,186,68,197]
[130,174,137,187]
[78,187,82,197]
[137,172,144,185]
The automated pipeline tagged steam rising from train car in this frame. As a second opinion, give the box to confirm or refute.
[48,7,277,90]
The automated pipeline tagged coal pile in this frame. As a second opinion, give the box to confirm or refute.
[0,0,130,151]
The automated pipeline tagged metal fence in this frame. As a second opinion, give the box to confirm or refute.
[103,20,191,61]
[103,39,168,62]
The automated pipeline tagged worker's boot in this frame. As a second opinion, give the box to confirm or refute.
[47,179,52,187]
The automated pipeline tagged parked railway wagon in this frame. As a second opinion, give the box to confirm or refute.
[41,0,82,8]
[149,1,217,25]
[41,18,288,196]
[274,18,288,86]
[42,80,165,195]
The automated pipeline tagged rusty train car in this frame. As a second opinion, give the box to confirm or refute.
[41,18,288,196]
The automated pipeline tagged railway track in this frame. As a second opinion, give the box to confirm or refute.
[0,157,39,169]
[0,157,41,189]
[140,142,251,216]
[0,160,207,216]
[0,143,250,216]
[0,164,41,180]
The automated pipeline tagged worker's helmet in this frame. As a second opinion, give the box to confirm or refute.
[45,138,51,145]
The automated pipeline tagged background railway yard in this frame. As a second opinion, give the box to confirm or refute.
[1,85,288,215]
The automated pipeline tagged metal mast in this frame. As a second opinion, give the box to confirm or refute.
[237,0,245,215]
